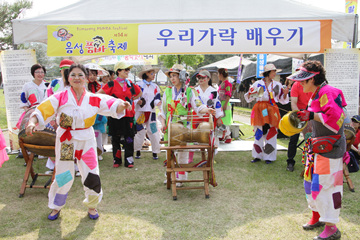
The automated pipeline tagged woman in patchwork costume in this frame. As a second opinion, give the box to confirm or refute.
[134,65,162,160]
[98,61,142,168]
[159,64,215,186]
[288,61,346,240]
[244,64,289,164]
[195,70,224,151]
[26,64,131,221]
[18,64,47,128]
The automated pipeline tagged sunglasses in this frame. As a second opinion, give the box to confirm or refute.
[124,68,131,71]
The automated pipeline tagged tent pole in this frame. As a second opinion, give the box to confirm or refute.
[352,14,358,48]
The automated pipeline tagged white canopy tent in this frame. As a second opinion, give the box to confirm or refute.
[156,69,168,84]
[12,0,357,47]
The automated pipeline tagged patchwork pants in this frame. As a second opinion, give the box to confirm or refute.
[48,136,102,210]
[252,124,278,161]
[134,112,160,154]
[304,154,343,224]
[112,135,134,167]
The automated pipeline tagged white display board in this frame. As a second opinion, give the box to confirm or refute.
[325,48,360,118]
[0,50,37,150]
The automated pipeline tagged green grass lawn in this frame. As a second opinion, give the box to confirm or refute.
[0,90,359,239]
[0,149,359,239]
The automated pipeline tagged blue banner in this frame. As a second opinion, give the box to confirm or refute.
[256,54,267,78]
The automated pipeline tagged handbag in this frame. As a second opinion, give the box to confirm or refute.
[311,135,341,154]
[348,151,360,173]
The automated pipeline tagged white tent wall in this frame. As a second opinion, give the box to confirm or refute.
[12,0,356,46]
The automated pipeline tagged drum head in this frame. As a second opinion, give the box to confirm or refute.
[18,130,56,157]
[18,129,56,146]
[289,111,307,129]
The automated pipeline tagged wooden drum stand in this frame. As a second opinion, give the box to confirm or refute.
[161,144,214,200]
[161,115,217,200]
[18,138,55,197]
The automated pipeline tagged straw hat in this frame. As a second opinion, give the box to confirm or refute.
[114,61,133,72]
[84,63,109,77]
[259,63,281,76]
[165,64,185,77]
[138,65,159,79]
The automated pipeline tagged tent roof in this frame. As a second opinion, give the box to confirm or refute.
[13,0,356,45]
[199,56,252,70]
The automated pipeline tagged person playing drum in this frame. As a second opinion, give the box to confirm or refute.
[288,60,346,240]
[25,64,131,221]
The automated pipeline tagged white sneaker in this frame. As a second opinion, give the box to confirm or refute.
[176,182,183,187]
[98,155,103,161]
[75,171,81,177]
[38,155,47,159]
[45,170,53,175]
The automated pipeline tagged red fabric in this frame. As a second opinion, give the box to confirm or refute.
[75,150,83,160]
[60,127,72,142]
[308,211,320,225]
[60,127,88,142]
[353,130,360,148]
[266,127,277,140]
[28,94,37,105]
[89,96,101,108]
[143,112,151,123]
[88,81,101,93]
[115,150,122,159]
[101,80,141,117]
[290,82,312,110]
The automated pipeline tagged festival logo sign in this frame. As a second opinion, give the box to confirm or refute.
[47,20,331,56]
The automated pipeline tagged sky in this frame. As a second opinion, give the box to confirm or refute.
[1,0,351,18]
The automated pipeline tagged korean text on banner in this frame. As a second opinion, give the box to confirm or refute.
[47,24,138,56]
[47,20,332,56]
[257,54,267,78]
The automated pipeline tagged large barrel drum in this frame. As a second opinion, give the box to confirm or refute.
[18,106,57,157]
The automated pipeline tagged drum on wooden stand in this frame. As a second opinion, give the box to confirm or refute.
[18,106,57,157]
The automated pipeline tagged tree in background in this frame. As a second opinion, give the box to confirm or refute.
[0,0,33,50]
[19,42,63,79]
[159,54,205,69]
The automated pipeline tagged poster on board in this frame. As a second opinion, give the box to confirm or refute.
[0,50,37,151]
[325,48,360,118]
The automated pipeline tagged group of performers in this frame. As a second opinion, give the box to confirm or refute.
[20,60,234,221]
[12,58,349,239]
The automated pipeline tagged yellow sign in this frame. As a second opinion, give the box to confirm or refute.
[343,0,357,48]
[47,24,139,56]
